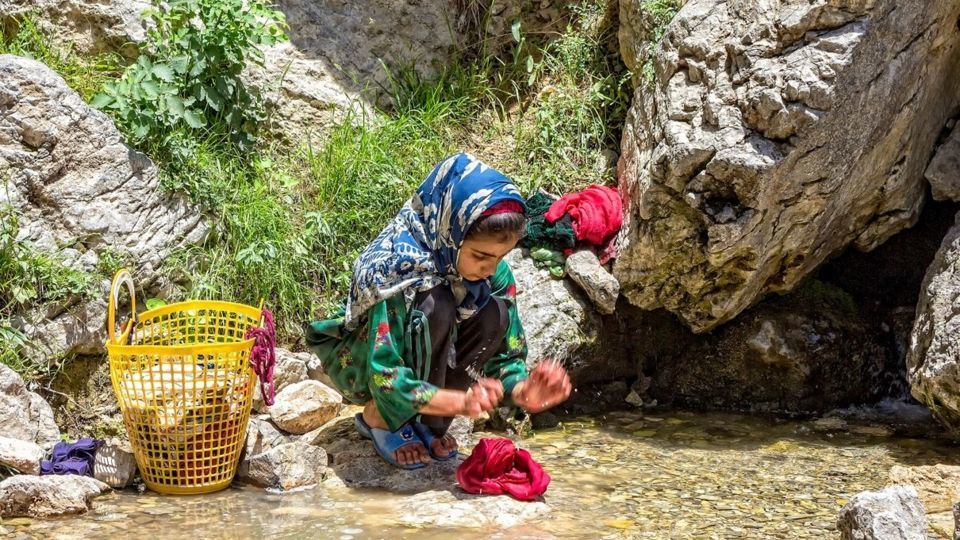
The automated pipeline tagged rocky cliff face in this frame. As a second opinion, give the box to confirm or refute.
[615,0,960,333]
[0,55,207,359]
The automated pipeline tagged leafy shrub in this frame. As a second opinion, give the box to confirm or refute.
[92,0,286,147]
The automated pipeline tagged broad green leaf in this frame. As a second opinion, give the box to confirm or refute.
[141,80,161,98]
[145,298,167,310]
[182,109,205,129]
[165,95,185,116]
[151,64,175,82]
[169,55,191,74]
[90,93,113,109]
[204,84,224,111]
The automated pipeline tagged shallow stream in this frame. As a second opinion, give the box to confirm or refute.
[5,407,957,539]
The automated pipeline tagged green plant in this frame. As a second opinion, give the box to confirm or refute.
[0,13,123,101]
[639,0,683,83]
[92,0,286,147]
[0,206,96,316]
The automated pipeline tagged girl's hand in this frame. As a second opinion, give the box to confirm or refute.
[459,377,504,418]
[512,359,572,413]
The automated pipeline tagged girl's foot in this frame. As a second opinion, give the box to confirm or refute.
[430,433,458,459]
[362,402,431,466]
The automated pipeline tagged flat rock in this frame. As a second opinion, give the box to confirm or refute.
[0,475,110,518]
[268,380,343,435]
[888,464,960,513]
[316,415,472,493]
[395,490,550,528]
[837,485,928,540]
[0,364,59,448]
[564,250,619,315]
[0,436,43,475]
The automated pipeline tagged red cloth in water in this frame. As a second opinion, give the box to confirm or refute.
[544,185,623,247]
[456,437,550,501]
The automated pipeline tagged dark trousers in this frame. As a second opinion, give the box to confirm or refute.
[413,285,508,436]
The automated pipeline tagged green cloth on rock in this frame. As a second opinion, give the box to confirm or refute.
[521,192,577,252]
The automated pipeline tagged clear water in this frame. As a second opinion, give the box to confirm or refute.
[5,409,958,539]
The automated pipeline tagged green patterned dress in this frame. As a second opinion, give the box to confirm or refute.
[306,260,528,431]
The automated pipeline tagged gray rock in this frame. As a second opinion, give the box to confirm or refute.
[267,380,343,435]
[0,436,43,475]
[837,485,928,540]
[565,250,619,314]
[926,123,960,201]
[395,490,550,528]
[505,250,600,367]
[0,55,208,359]
[0,475,110,518]
[244,415,292,458]
[954,501,959,540]
[0,364,59,448]
[615,0,960,332]
[908,212,960,436]
[252,348,309,413]
[92,438,137,489]
[240,441,326,491]
[0,0,149,57]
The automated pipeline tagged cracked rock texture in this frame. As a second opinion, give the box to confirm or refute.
[908,211,960,438]
[0,56,208,358]
[615,0,960,332]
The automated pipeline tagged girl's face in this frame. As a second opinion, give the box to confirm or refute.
[456,234,519,281]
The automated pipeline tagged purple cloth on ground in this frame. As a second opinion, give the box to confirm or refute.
[40,438,101,476]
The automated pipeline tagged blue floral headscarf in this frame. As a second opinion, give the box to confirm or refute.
[344,152,525,329]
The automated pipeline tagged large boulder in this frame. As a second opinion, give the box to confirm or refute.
[645,279,890,412]
[0,364,59,448]
[615,0,960,332]
[0,0,149,57]
[0,55,208,359]
[506,249,602,372]
[0,475,110,518]
[908,212,960,436]
[837,485,928,540]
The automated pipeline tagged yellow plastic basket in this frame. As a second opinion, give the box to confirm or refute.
[106,269,263,495]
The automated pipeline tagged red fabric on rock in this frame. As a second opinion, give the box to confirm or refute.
[456,437,551,501]
[544,185,623,246]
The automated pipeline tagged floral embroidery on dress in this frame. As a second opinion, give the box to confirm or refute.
[374,321,392,349]
[410,381,438,408]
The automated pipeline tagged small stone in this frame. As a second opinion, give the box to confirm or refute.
[625,390,644,408]
[0,436,43,475]
[564,250,619,315]
[240,441,327,491]
[92,438,137,489]
[252,349,309,413]
[268,380,343,435]
[836,485,927,540]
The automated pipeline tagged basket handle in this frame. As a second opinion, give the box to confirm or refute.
[107,269,137,343]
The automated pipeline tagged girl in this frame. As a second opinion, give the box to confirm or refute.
[306,152,571,470]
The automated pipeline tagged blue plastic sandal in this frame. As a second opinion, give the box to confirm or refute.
[409,420,458,462]
[354,413,427,470]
